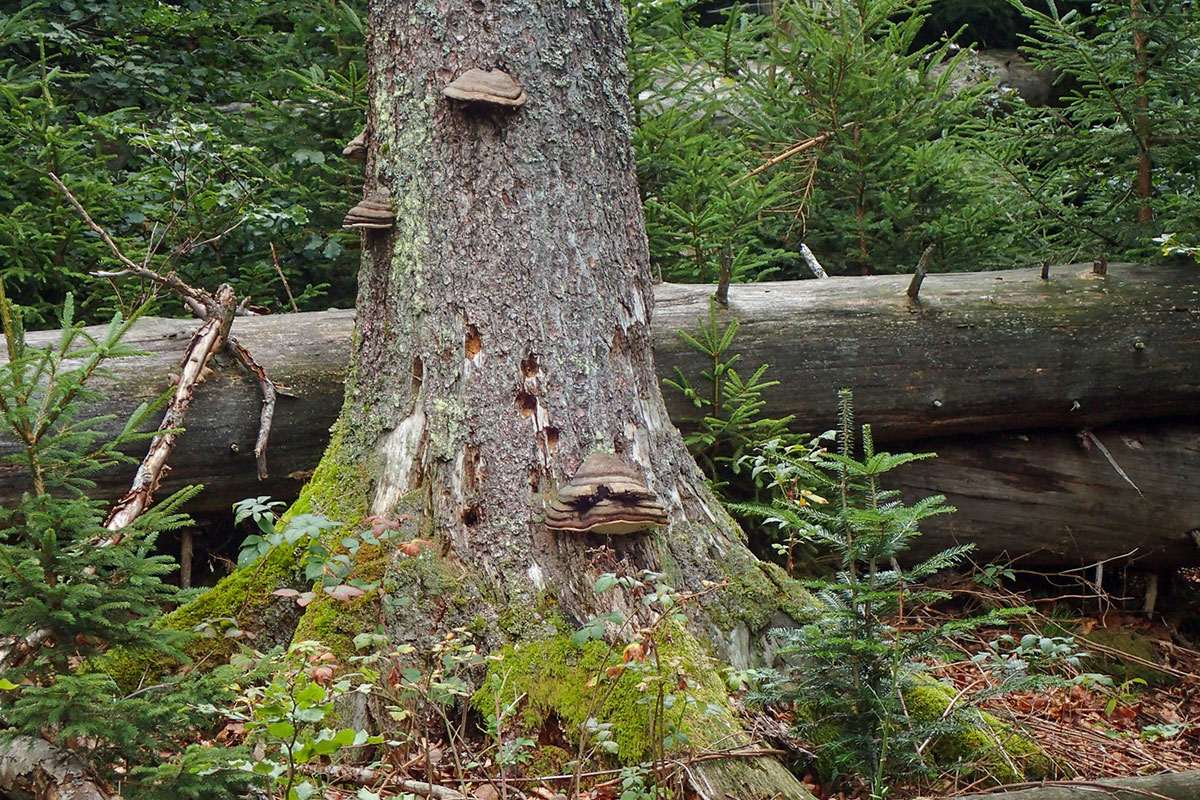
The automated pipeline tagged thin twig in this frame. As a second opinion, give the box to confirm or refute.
[226,336,277,480]
[270,243,299,313]
[734,129,836,185]
[315,765,466,800]
[47,172,210,311]
[1080,430,1143,497]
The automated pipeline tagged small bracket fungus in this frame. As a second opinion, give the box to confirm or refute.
[342,190,395,231]
[342,129,367,160]
[545,452,667,535]
[443,68,527,108]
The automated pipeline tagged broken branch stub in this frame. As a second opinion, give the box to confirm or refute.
[545,451,667,535]
[342,190,395,231]
[442,68,527,108]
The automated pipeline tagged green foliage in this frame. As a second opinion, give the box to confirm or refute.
[233,497,413,607]
[988,0,1200,261]
[0,287,241,796]
[736,390,1021,792]
[630,0,1045,280]
[223,642,381,800]
[663,299,798,488]
[0,1,368,323]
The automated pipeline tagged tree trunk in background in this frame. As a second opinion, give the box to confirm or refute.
[288,2,810,797]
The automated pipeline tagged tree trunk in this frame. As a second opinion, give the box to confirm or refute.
[287,2,811,797]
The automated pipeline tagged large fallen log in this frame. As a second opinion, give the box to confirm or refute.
[897,420,1200,570]
[1,264,1197,567]
[959,771,1200,800]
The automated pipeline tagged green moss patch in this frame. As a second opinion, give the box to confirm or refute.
[1076,627,1175,687]
[473,622,744,763]
[905,678,1052,782]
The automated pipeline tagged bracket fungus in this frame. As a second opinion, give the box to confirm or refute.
[545,452,667,535]
[443,68,527,109]
[342,130,367,160]
[342,190,395,231]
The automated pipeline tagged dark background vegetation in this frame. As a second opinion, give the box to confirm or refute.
[1,0,1196,325]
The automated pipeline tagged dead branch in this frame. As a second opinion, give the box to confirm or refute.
[734,129,835,185]
[270,243,300,313]
[48,172,209,314]
[798,243,828,278]
[227,335,277,480]
[104,284,237,534]
[315,765,467,800]
[907,244,937,301]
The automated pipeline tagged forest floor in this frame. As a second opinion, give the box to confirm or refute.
[186,568,1200,800]
[792,570,1200,799]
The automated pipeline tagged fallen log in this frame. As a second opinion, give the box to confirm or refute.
[897,420,1200,570]
[0,264,1197,568]
[958,770,1200,800]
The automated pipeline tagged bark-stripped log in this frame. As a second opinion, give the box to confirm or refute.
[896,420,1200,569]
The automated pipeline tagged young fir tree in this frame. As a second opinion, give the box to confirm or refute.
[0,286,241,796]
[735,390,1016,792]
[989,0,1200,261]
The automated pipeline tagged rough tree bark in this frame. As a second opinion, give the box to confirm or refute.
[270,2,812,797]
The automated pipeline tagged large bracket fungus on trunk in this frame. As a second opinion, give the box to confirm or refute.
[442,67,528,109]
[341,189,395,231]
[544,451,667,535]
[342,129,367,161]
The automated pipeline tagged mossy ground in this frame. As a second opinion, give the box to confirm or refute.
[104,427,371,686]
[904,678,1052,782]
[472,620,743,763]
[1074,627,1176,688]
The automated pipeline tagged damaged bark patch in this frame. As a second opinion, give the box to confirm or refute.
[516,389,537,417]
[521,352,540,378]
[465,323,482,360]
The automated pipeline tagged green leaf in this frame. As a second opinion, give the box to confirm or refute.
[266,721,295,740]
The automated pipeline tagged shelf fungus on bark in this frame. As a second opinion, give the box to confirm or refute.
[342,190,395,231]
[442,68,527,109]
[342,130,367,160]
[545,452,667,535]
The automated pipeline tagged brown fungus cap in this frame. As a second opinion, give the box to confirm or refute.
[545,452,667,535]
[342,190,395,230]
[443,68,527,108]
[342,130,367,160]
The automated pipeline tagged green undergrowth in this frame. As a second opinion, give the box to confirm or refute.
[105,429,372,687]
[473,621,742,763]
[905,678,1052,782]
